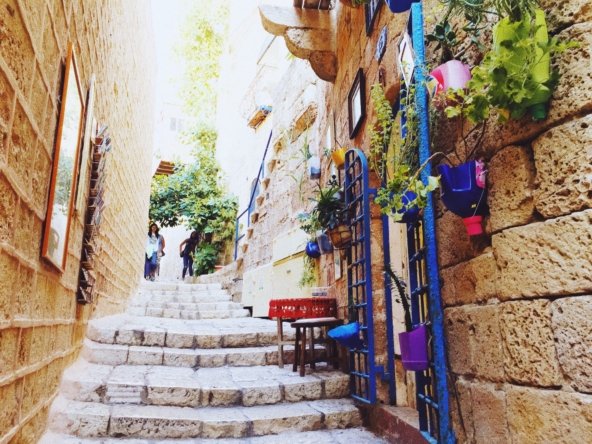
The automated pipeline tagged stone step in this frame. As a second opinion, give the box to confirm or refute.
[138,302,242,311]
[61,361,349,408]
[136,292,234,304]
[128,306,250,320]
[41,427,387,443]
[87,315,294,349]
[81,339,317,368]
[48,396,362,439]
[139,282,222,292]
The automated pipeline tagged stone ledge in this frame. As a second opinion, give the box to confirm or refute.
[259,5,336,82]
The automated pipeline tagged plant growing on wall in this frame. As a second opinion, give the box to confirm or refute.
[369,84,440,222]
[443,9,576,123]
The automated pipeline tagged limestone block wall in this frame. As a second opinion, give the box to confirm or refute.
[433,3,592,443]
[0,1,154,442]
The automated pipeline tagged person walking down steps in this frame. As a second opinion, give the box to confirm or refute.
[179,230,199,280]
[144,223,165,281]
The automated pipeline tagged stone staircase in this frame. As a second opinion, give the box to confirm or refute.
[41,281,386,443]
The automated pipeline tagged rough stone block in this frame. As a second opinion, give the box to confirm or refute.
[488,145,536,232]
[471,383,509,444]
[0,0,35,95]
[0,67,14,130]
[450,378,474,443]
[444,307,473,375]
[533,115,592,218]
[0,380,20,435]
[500,300,562,387]
[468,305,504,382]
[507,385,592,443]
[436,208,488,268]
[493,210,592,299]
[282,377,322,402]
[240,380,282,406]
[453,251,499,305]
[541,0,592,31]
[551,296,592,393]
[0,174,17,244]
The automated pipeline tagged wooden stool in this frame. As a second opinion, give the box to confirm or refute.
[291,317,343,377]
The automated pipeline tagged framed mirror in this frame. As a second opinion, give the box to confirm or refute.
[42,43,85,271]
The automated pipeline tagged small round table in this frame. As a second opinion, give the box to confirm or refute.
[290,317,343,377]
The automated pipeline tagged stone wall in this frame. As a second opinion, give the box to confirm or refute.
[0,1,154,442]
[434,3,592,442]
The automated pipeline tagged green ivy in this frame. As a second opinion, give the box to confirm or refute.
[193,242,219,276]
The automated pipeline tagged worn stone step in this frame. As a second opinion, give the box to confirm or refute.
[41,427,387,443]
[141,302,242,311]
[48,396,361,439]
[87,315,294,349]
[139,282,222,292]
[142,308,250,320]
[80,339,325,368]
[133,292,234,305]
[61,361,349,408]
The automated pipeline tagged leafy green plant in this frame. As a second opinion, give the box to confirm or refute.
[299,255,317,288]
[368,84,440,222]
[444,11,576,123]
[311,183,347,231]
[385,266,412,332]
[297,212,321,240]
[193,242,219,275]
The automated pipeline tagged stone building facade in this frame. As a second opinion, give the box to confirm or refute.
[0,1,154,442]
[243,0,592,442]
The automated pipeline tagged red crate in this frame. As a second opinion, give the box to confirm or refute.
[268,298,337,319]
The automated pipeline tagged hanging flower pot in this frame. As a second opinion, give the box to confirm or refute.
[429,60,472,96]
[316,231,334,254]
[327,224,352,249]
[399,324,429,371]
[394,190,421,223]
[385,0,413,14]
[331,147,347,169]
[437,160,487,236]
[328,321,364,349]
[305,240,321,258]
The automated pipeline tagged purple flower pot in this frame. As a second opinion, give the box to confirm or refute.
[385,0,414,13]
[305,241,321,258]
[437,160,487,236]
[399,324,429,371]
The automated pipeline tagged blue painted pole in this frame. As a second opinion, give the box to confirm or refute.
[411,3,456,443]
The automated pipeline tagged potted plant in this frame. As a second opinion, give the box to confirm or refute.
[385,267,429,371]
[369,84,441,223]
[312,183,352,249]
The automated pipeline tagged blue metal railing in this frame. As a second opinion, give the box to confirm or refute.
[409,2,455,442]
[234,131,273,260]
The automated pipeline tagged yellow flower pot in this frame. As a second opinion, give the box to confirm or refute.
[331,148,347,168]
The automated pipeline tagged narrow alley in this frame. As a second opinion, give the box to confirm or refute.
[0,0,591,443]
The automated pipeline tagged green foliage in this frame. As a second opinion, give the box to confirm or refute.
[149,127,238,244]
[311,183,346,231]
[193,242,219,275]
[297,212,321,240]
[299,255,316,288]
[179,0,229,126]
[444,13,576,123]
[385,266,412,333]
[368,84,440,222]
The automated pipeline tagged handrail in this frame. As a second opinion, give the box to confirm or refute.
[234,131,273,260]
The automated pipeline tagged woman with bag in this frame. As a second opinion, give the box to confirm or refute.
[144,223,165,281]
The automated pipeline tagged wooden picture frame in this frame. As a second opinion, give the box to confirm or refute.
[41,43,85,271]
[347,69,365,139]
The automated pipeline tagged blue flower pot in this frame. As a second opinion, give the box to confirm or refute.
[305,241,321,258]
[328,322,364,349]
[437,161,487,236]
[385,0,414,13]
